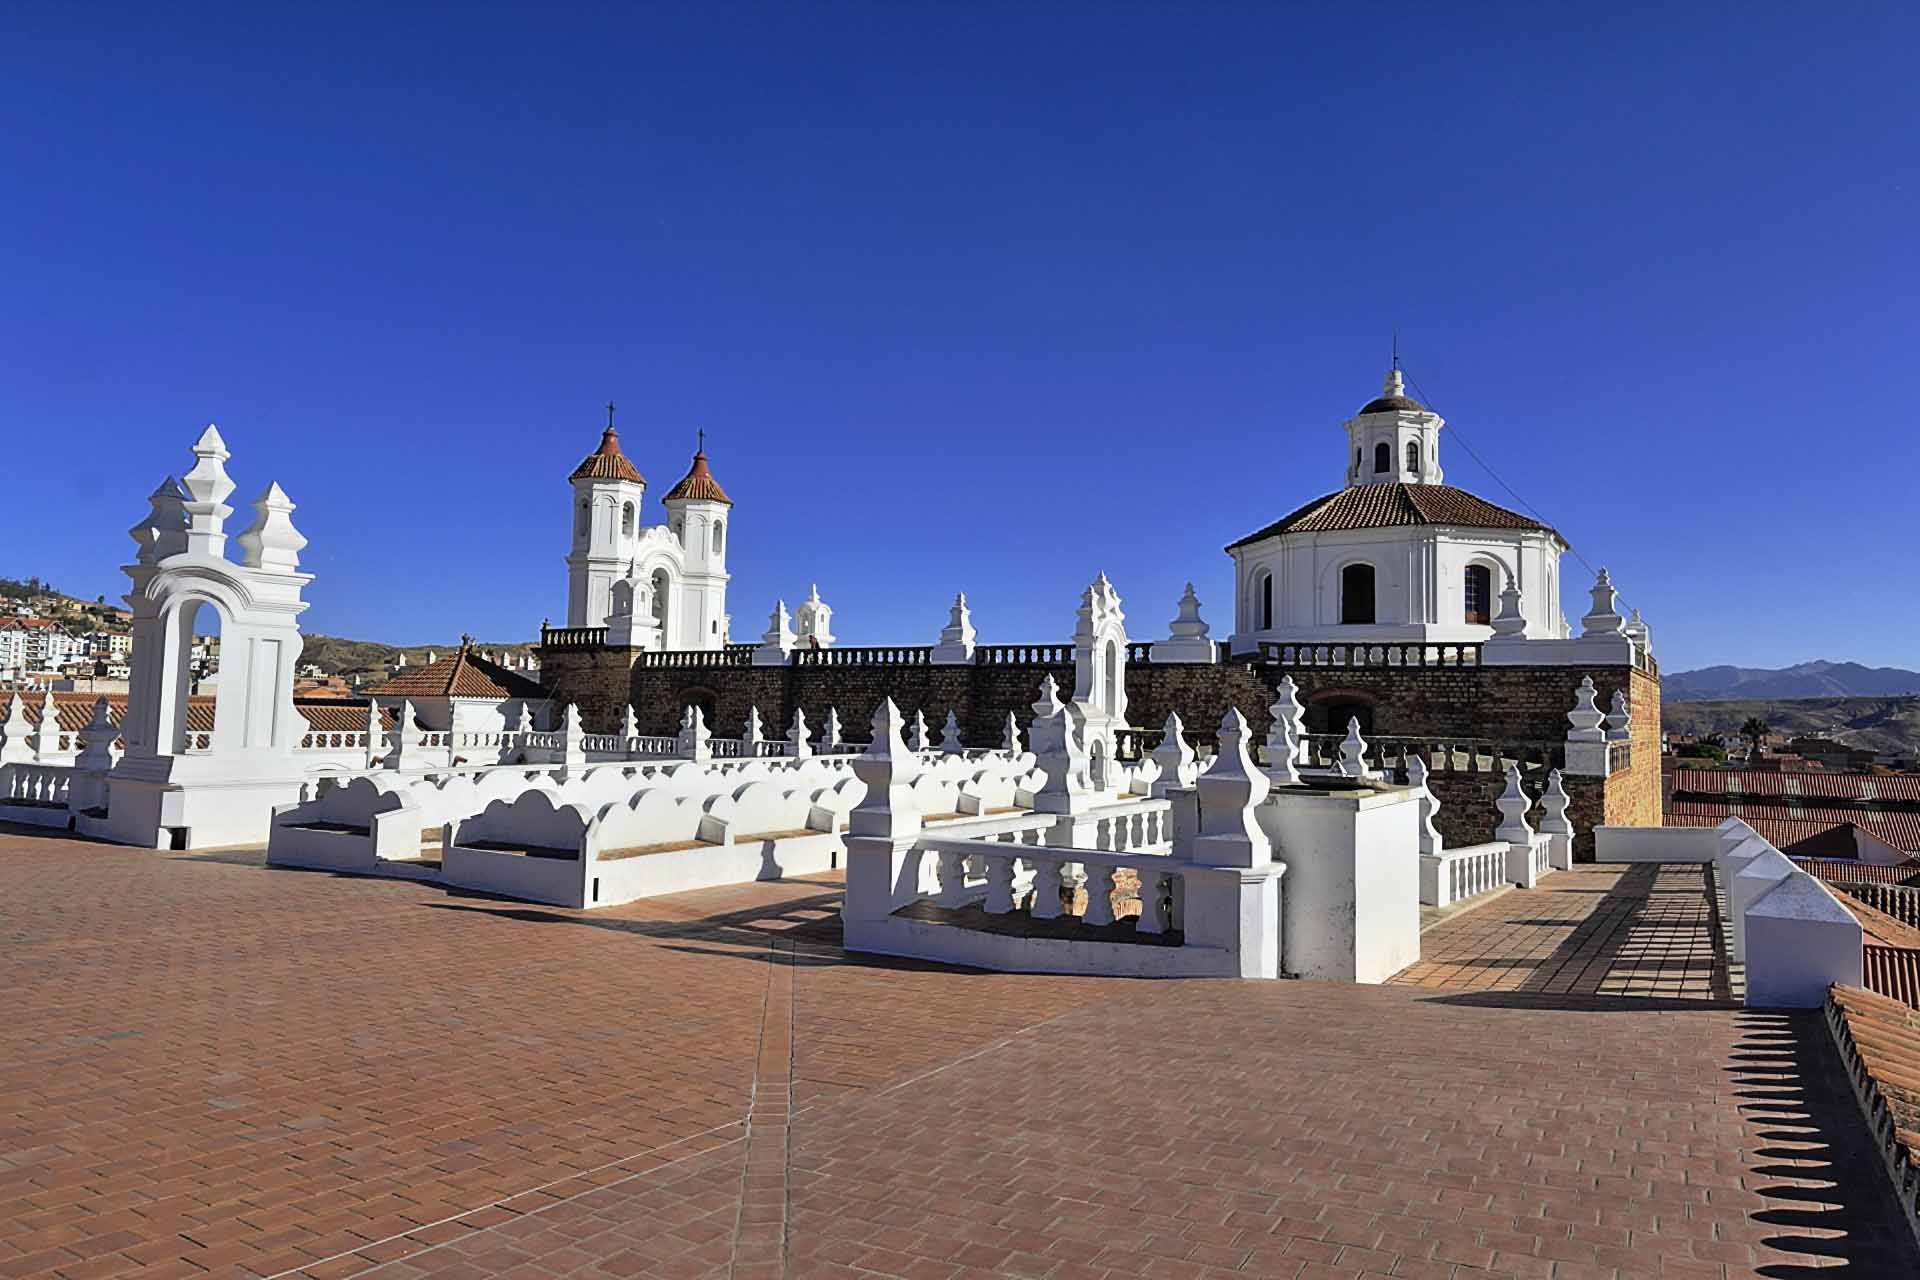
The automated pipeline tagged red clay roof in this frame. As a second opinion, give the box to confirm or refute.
[569,426,645,485]
[1672,769,1919,802]
[662,450,732,506]
[365,646,548,702]
[5,692,395,735]
[1226,483,1556,550]
[1669,804,1920,855]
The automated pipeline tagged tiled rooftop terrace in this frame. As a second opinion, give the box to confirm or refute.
[1,825,1915,1279]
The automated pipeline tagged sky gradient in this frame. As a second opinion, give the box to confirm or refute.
[4,4,1916,672]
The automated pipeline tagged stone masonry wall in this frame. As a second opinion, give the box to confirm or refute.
[538,643,1660,856]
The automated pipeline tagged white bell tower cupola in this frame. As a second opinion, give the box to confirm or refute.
[1342,363,1445,488]
[565,403,648,628]
[661,434,734,650]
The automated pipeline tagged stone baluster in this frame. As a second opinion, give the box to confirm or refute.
[984,853,1016,913]
[1083,863,1118,926]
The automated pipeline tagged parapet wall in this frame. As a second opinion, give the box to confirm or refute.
[537,642,1660,857]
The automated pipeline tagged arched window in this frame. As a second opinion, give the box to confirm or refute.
[1257,570,1274,630]
[1405,441,1420,473]
[1373,442,1390,473]
[575,501,589,538]
[620,502,635,538]
[1340,563,1376,625]
[1464,564,1492,625]
[711,521,724,556]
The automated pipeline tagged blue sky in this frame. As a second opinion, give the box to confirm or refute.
[3,4,1915,672]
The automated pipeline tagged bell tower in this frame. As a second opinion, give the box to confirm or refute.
[564,403,648,627]
[1342,363,1445,488]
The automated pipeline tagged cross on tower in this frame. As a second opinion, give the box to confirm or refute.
[606,400,616,429]
[697,428,705,454]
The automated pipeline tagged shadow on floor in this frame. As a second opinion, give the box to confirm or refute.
[1729,1007,1920,1277]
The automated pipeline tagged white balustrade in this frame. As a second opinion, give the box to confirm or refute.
[1,762,74,806]
[1420,841,1510,909]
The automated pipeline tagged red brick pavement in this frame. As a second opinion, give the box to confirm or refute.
[0,826,1913,1279]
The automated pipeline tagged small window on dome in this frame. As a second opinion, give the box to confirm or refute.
[576,501,589,538]
[1256,570,1273,630]
[711,521,724,555]
[1405,441,1420,473]
[1373,442,1390,473]
[621,502,635,538]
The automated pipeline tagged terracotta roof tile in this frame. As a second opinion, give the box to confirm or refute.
[1226,483,1557,550]
[365,646,548,701]
[7,692,396,736]
[662,451,732,506]
[569,426,644,485]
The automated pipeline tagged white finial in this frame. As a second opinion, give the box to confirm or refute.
[236,482,307,572]
[1495,764,1534,845]
[1337,717,1373,779]
[1000,711,1021,755]
[1384,366,1405,399]
[939,710,964,754]
[180,425,236,557]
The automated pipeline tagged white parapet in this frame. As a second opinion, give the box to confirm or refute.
[1593,825,1720,863]
[1745,873,1863,1008]
[1257,782,1421,984]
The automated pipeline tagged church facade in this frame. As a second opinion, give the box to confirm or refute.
[563,415,732,651]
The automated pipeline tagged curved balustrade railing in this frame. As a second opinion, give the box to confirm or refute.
[541,625,608,650]
[793,645,932,667]
[1292,733,1564,776]
[1257,640,1482,669]
[297,730,370,751]
[635,646,754,669]
[972,644,1072,665]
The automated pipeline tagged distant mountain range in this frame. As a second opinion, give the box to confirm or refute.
[1663,661,1920,702]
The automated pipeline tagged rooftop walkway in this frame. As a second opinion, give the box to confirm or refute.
[0,826,1914,1279]
[1392,863,1732,1003]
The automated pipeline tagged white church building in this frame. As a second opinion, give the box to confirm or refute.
[1227,366,1569,652]
[564,411,733,650]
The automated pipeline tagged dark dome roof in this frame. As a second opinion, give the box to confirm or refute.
[1226,483,1560,550]
[1357,393,1426,415]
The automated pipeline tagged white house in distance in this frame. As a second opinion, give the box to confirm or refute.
[1227,366,1568,652]
[365,640,552,733]
[563,409,732,650]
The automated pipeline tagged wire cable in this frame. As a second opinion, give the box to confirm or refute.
[1400,366,1629,617]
